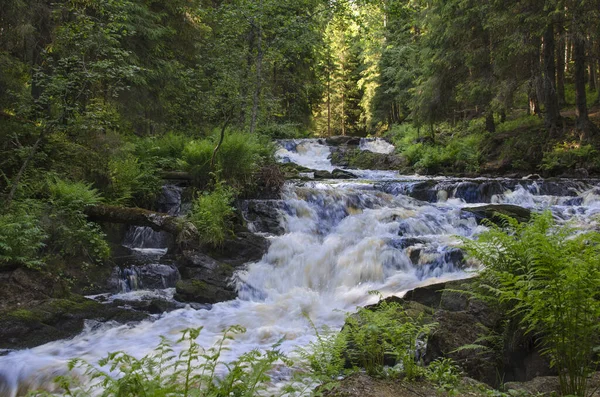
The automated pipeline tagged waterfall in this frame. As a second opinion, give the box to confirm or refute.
[1,139,599,396]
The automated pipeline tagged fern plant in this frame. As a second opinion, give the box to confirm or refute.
[341,297,436,378]
[188,183,236,247]
[32,326,291,397]
[0,201,46,269]
[464,212,600,397]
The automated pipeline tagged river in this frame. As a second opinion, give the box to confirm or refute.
[1,138,599,396]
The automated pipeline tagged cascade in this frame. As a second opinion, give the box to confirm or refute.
[1,139,599,396]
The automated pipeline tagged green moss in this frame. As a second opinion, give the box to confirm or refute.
[6,309,39,322]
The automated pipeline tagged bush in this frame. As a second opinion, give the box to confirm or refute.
[48,177,103,208]
[0,202,47,269]
[464,212,600,396]
[188,184,236,246]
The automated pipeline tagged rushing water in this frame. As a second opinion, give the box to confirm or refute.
[1,140,600,396]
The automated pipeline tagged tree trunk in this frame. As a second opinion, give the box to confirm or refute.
[542,24,562,135]
[210,115,231,172]
[574,36,598,137]
[327,65,331,137]
[556,25,567,106]
[485,111,495,133]
[589,49,597,92]
[250,0,263,135]
[341,91,346,136]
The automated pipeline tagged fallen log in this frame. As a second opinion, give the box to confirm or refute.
[84,205,183,235]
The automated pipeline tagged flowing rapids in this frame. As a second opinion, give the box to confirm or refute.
[1,139,600,396]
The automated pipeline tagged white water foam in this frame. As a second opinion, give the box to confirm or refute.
[359,138,395,154]
[275,139,334,171]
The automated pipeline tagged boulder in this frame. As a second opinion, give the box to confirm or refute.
[399,278,553,387]
[462,204,531,225]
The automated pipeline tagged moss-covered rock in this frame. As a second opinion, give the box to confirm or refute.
[0,295,148,349]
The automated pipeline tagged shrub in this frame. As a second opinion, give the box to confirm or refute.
[188,184,236,246]
[464,212,600,396]
[386,123,483,173]
[426,358,461,395]
[216,131,271,189]
[0,202,47,269]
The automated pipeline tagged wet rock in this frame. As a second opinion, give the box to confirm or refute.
[133,264,179,289]
[175,251,237,304]
[444,248,465,267]
[0,296,148,350]
[559,167,590,179]
[388,237,426,250]
[174,279,235,304]
[206,227,269,266]
[407,247,422,265]
[242,200,286,235]
[462,204,531,225]
[330,147,406,170]
[398,278,554,387]
[111,298,180,314]
[325,136,361,146]
[331,168,358,179]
